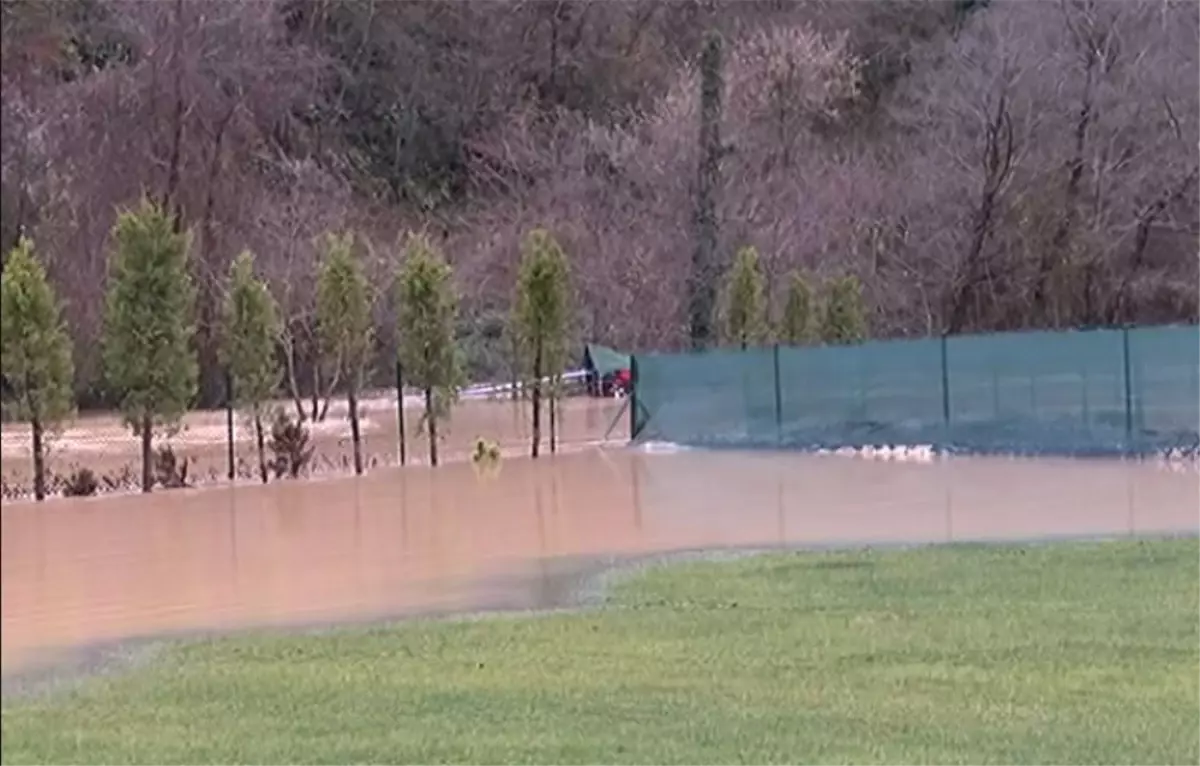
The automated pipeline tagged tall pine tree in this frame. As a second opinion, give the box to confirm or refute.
[396,233,463,467]
[0,237,75,501]
[315,232,373,475]
[103,198,197,493]
[690,30,725,350]
[513,229,571,458]
[220,250,281,484]
[780,271,816,345]
[821,275,868,344]
[722,245,768,349]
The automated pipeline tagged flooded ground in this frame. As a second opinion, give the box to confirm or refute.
[2,445,1196,677]
[1,396,629,493]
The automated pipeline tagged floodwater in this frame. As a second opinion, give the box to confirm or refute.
[2,447,1197,675]
[1,396,630,493]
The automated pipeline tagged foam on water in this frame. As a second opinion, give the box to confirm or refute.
[634,439,1198,472]
[636,441,692,455]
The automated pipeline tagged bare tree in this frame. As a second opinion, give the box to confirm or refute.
[4,0,1195,399]
[251,158,353,422]
[880,3,1050,334]
[10,0,332,404]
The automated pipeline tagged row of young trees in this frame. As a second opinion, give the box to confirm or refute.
[2,196,864,502]
[1,198,572,500]
[720,245,866,349]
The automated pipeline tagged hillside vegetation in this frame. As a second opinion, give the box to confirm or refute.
[2,0,1197,407]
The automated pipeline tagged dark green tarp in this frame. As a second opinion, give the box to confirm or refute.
[583,344,631,377]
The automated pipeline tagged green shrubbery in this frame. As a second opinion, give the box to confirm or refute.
[720,251,868,349]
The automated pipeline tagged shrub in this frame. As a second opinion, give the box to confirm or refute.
[268,410,314,479]
[62,467,100,497]
[471,437,502,479]
[153,445,191,489]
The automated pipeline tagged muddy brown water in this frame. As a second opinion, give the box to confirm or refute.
[2,446,1197,677]
[1,397,628,493]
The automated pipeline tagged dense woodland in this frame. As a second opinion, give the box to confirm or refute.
[2,0,1198,410]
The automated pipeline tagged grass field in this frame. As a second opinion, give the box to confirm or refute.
[3,538,1197,765]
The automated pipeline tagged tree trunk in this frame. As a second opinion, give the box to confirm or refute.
[425,386,439,467]
[348,384,363,476]
[395,359,407,467]
[3,73,33,265]
[309,365,320,422]
[509,332,521,401]
[194,105,237,408]
[225,371,235,481]
[531,339,543,459]
[282,328,307,421]
[946,92,1014,335]
[254,412,268,484]
[690,31,723,350]
[1106,167,1199,323]
[1034,49,1096,324]
[549,377,558,455]
[31,413,46,502]
[140,414,154,493]
[312,360,340,422]
[161,0,186,231]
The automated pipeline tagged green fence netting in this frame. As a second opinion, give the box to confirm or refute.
[631,325,1199,457]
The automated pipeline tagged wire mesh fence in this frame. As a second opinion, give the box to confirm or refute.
[631,324,1200,458]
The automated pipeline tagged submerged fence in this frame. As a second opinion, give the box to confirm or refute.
[630,324,1200,458]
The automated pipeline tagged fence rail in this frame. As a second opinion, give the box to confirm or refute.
[631,324,1200,458]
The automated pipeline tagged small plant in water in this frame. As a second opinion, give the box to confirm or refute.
[1,475,30,500]
[153,445,191,489]
[104,464,138,492]
[62,467,99,497]
[471,436,502,479]
[269,409,314,479]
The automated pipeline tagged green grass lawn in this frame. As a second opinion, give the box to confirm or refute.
[3,539,1197,765]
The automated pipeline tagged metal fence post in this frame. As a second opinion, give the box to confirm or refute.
[395,359,407,467]
[940,334,951,428]
[773,344,783,446]
[1122,326,1133,445]
[224,369,235,481]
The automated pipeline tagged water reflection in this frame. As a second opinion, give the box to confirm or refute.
[2,448,1196,674]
